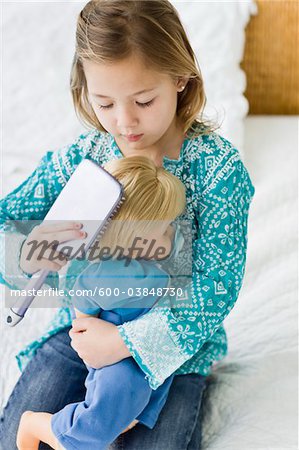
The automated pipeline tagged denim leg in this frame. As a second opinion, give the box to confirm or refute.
[0,328,88,450]
[109,373,207,450]
[186,378,209,450]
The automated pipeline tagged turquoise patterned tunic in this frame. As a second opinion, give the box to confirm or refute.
[0,127,255,390]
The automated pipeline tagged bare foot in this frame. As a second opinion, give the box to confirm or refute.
[121,419,139,434]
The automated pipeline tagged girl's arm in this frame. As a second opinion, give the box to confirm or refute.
[0,135,87,292]
[116,146,255,389]
[17,411,62,450]
[69,143,255,389]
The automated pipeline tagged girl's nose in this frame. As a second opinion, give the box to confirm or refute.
[117,106,138,129]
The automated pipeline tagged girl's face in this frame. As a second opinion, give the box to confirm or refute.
[83,55,185,151]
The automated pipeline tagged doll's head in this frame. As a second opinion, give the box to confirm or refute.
[98,156,186,259]
[70,0,218,139]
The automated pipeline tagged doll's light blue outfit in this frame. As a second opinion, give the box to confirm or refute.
[52,235,183,449]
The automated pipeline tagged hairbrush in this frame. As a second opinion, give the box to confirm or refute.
[6,158,124,326]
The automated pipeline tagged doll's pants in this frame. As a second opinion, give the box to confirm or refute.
[51,356,174,450]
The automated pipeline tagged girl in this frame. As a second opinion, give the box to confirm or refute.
[0,1,255,449]
[16,155,187,449]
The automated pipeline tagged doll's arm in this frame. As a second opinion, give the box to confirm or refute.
[17,411,63,450]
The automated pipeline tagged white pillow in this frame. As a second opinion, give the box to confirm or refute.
[173,0,258,155]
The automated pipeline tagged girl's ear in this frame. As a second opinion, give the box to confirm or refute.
[176,77,189,92]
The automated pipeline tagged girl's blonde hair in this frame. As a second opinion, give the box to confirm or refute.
[98,156,186,253]
[71,0,219,139]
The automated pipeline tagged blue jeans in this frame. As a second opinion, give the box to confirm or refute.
[0,328,207,450]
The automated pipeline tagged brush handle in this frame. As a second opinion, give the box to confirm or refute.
[6,269,50,327]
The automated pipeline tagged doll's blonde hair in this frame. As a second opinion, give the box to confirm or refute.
[97,156,186,253]
[70,0,219,139]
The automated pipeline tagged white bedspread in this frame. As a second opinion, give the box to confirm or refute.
[1,116,298,449]
[201,116,298,450]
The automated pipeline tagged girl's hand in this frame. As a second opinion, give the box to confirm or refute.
[20,221,86,274]
[69,317,131,368]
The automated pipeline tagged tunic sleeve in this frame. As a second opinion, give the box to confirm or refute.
[0,136,88,290]
[117,143,255,390]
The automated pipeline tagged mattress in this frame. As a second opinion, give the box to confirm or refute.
[1,116,298,449]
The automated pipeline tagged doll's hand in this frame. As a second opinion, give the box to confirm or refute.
[69,317,131,368]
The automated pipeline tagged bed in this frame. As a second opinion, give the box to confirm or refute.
[1,1,298,449]
[201,115,298,449]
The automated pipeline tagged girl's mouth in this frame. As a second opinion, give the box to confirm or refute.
[124,134,143,142]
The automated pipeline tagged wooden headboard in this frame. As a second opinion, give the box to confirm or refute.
[241,0,299,115]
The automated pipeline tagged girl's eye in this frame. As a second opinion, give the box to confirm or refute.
[97,100,154,110]
[97,104,113,110]
[138,100,154,108]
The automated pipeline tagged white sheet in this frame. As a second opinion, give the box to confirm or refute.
[1,116,298,449]
[201,116,298,449]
